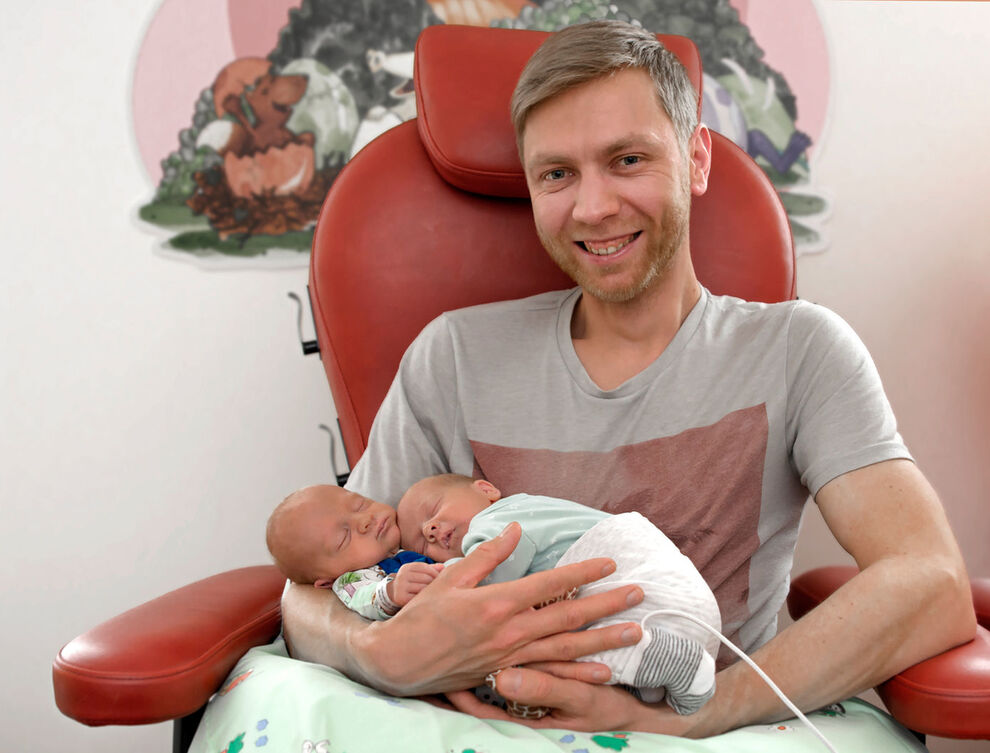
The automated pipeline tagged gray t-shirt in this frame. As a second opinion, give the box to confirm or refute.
[347,286,911,659]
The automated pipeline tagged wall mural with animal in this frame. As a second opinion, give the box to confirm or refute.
[133,0,830,267]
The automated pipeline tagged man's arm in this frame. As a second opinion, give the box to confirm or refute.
[696,458,975,732]
[467,459,976,735]
[281,522,645,696]
[282,580,374,678]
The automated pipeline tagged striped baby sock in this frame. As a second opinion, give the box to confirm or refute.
[633,627,716,714]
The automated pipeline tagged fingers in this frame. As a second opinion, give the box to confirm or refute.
[516,581,643,640]
[492,668,632,729]
[444,689,517,721]
[443,522,522,587]
[402,571,440,587]
[490,669,595,728]
[395,571,439,601]
[453,670,644,732]
[495,667,563,706]
[522,660,613,684]
[400,583,424,600]
[495,669,695,736]
[508,618,641,667]
[396,562,443,587]
[434,528,626,612]
[400,562,441,576]
[447,678,573,730]
[496,557,619,609]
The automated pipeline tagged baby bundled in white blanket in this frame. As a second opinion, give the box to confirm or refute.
[397,474,722,715]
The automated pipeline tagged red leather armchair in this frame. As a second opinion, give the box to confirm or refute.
[789,568,990,740]
[53,24,990,748]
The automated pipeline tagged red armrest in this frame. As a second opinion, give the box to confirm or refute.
[973,576,990,628]
[788,566,990,739]
[53,565,285,726]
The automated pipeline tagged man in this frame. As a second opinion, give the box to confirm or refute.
[283,21,975,736]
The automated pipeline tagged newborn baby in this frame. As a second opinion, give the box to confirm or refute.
[397,474,722,715]
[266,485,441,620]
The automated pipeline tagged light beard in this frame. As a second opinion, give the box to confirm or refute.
[539,191,691,305]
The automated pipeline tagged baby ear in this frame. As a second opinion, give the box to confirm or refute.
[314,578,335,590]
[473,479,501,502]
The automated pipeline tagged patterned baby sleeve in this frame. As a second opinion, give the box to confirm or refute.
[332,566,392,621]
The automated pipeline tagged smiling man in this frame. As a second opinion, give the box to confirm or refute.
[523,69,697,308]
[282,20,975,740]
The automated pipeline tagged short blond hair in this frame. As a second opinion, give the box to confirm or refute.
[511,20,698,154]
[266,488,318,584]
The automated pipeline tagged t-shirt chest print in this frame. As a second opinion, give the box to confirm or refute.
[470,403,768,663]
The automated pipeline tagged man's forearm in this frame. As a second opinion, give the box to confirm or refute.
[696,460,978,735]
[695,554,975,735]
[281,581,384,687]
[485,555,975,737]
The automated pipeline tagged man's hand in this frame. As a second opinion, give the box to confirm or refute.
[348,522,644,696]
[389,561,445,607]
[445,665,710,736]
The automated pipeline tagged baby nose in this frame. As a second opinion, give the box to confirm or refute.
[423,520,437,541]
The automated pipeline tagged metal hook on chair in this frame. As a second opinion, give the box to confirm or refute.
[318,422,351,487]
[288,292,320,355]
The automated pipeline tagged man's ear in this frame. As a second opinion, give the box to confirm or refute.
[314,578,335,590]
[688,124,712,197]
[473,479,502,503]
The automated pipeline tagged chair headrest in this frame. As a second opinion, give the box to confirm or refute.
[414,24,702,199]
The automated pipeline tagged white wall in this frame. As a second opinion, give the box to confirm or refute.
[2,2,334,750]
[795,0,990,579]
[790,4,990,752]
[2,2,987,752]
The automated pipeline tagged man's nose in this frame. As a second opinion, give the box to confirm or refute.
[572,172,619,226]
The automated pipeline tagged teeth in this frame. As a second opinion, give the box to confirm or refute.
[584,235,634,256]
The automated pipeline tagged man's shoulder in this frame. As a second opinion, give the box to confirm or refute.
[413,288,577,357]
[703,291,841,341]
[706,290,802,321]
[442,288,577,327]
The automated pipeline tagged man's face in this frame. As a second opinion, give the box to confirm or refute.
[282,486,402,584]
[521,68,708,304]
[397,478,497,562]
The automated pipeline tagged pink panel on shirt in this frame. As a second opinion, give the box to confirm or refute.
[470,404,769,661]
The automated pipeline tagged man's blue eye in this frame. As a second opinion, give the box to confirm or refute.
[620,155,640,166]
[546,169,567,181]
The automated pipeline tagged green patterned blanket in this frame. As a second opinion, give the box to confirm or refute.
[190,639,926,753]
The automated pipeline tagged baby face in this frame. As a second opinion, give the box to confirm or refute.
[397,477,498,562]
[278,486,401,584]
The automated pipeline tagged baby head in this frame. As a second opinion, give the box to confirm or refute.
[397,474,501,562]
[266,485,401,588]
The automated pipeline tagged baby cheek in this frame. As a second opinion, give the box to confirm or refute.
[397,530,417,552]
[429,546,455,563]
[404,538,431,559]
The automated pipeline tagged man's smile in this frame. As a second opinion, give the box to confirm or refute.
[578,231,641,257]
